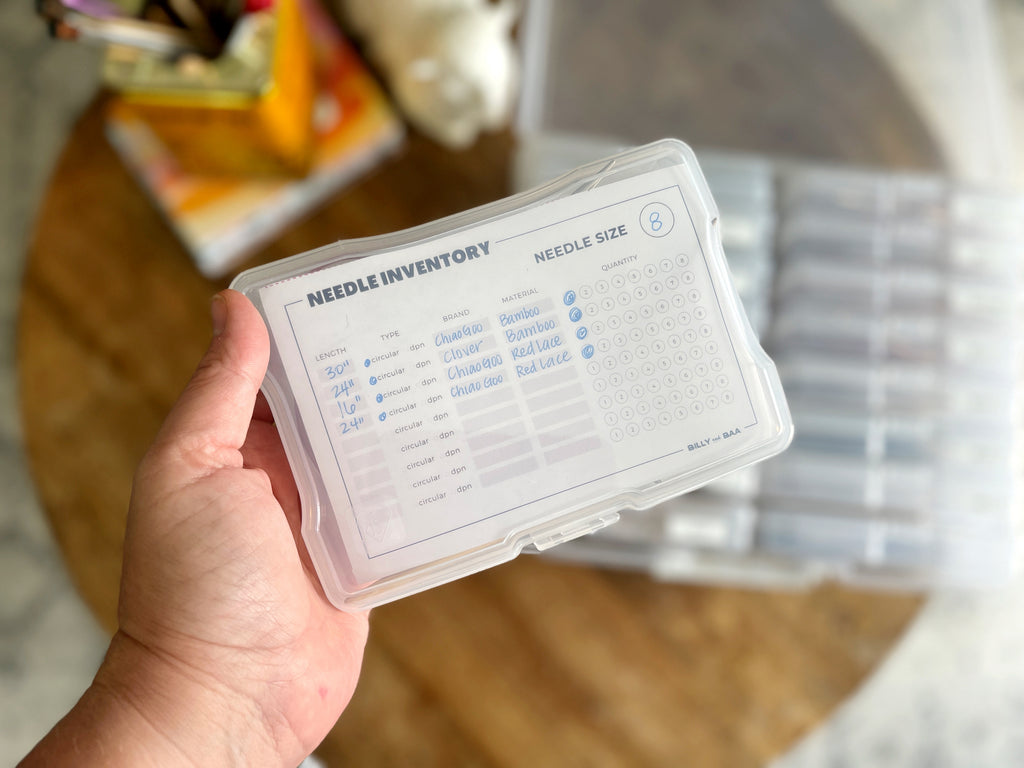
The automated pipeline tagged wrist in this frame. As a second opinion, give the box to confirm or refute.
[23,631,297,767]
[100,630,299,766]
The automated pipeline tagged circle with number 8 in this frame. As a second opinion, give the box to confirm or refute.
[640,202,675,237]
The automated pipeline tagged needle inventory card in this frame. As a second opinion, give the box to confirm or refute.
[232,139,793,609]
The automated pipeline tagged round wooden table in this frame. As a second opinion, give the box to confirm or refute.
[20,5,941,765]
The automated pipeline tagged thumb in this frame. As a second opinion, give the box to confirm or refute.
[153,289,270,470]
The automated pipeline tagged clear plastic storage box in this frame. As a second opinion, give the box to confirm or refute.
[231,140,793,609]
[512,0,1024,591]
[535,152,1024,590]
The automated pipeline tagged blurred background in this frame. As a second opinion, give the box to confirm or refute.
[4,0,1024,765]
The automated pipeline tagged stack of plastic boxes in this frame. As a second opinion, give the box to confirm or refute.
[533,150,1024,589]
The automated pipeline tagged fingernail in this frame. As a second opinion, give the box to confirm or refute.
[211,293,227,336]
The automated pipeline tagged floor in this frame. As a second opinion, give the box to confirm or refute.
[3,0,1024,765]
[0,1,110,760]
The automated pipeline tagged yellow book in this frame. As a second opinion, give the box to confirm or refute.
[106,0,404,277]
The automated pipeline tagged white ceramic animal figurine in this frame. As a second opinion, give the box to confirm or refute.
[341,0,519,149]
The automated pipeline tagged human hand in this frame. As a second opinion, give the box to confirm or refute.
[24,290,368,767]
